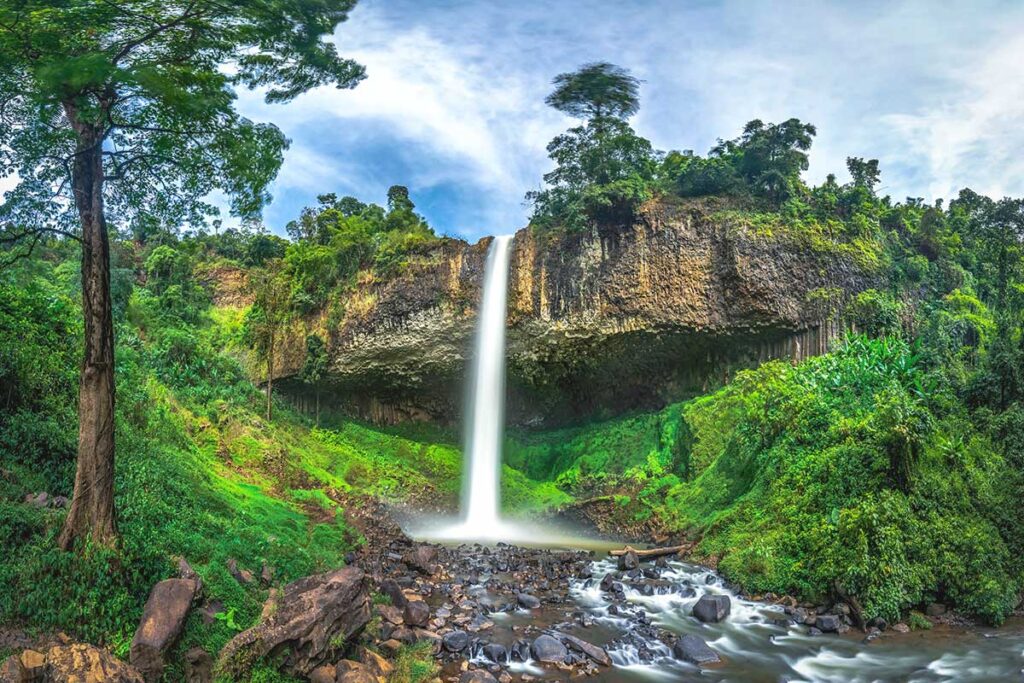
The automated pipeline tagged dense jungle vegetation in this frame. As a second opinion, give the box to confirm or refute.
[0,7,1023,680]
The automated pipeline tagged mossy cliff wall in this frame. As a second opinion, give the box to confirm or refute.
[281,199,880,426]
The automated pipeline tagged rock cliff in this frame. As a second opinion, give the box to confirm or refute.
[276,198,879,426]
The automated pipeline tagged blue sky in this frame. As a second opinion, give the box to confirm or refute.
[234,0,1024,240]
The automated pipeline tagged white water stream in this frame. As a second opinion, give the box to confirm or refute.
[461,234,512,532]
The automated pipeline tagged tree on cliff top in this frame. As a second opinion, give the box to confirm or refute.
[0,0,364,550]
[530,62,655,230]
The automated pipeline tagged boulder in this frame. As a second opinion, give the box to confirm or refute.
[130,578,199,681]
[530,635,567,664]
[442,630,469,652]
[184,647,212,683]
[814,615,841,633]
[673,634,720,665]
[18,650,45,680]
[403,601,430,628]
[617,551,639,571]
[692,594,731,623]
[0,655,28,682]
[45,644,144,682]
[377,605,404,626]
[216,566,370,678]
[459,671,498,683]
[335,661,376,683]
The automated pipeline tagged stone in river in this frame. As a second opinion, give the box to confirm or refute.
[692,594,731,623]
[442,630,469,652]
[815,614,841,633]
[403,600,430,628]
[530,634,567,664]
[516,592,541,609]
[460,671,498,683]
[673,634,721,665]
[618,551,639,571]
[482,642,508,663]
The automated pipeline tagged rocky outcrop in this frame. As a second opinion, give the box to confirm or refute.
[216,566,370,679]
[0,644,145,683]
[273,198,879,426]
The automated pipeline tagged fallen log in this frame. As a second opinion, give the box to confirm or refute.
[608,544,687,559]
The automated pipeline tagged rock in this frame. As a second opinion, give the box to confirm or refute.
[379,579,408,608]
[815,615,841,633]
[403,546,439,575]
[18,650,44,680]
[617,551,639,571]
[357,647,393,680]
[377,605,404,625]
[0,656,26,683]
[378,639,403,656]
[130,577,199,681]
[926,603,947,617]
[891,623,910,634]
[184,647,212,683]
[459,671,498,683]
[599,574,616,592]
[225,558,255,586]
[443,630,470,653]
[692,594,731,623]
[308,664,336,683]
[554,633,611,667]
[403,601,430,628]
[516,593,540,609]
[672,634,720,665]
[24,492,49,508]
[868,617,888,631]
[530,635,567,664]
[260,563,275,586]
[216,566,370,678]
[335,661,376,683]
[45,644,144,682]
[482,642,507,664]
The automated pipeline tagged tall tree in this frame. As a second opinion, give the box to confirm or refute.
[545,62,640,125]
[0,0,364,550]
[245,261,292,421]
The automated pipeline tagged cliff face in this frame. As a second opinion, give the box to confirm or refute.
[281,199,879,426]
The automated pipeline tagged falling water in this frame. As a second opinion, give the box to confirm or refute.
[461,234,513,533]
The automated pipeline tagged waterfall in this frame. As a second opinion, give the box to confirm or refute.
[461,234,512,533]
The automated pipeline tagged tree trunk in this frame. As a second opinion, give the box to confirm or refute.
[315,388,320,427]
[266,329,274,421]
[59,115,118,551]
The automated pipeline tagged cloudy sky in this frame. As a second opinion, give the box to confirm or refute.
[11,0,1016,242]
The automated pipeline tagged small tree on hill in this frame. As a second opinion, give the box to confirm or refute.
[245,261,292,421]
[300,334,329,426]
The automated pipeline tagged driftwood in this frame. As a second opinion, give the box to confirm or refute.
[608,544,687,559]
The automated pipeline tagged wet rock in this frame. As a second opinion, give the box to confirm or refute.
[673,634,720,665]
[403,601,430,628]
[45,644,144,682]
[926,603,947,617]
[599,573,616,592]
[815,615,841,633]
[511,640,531,662]
[459,671,498,683]
[868,617,888,631]
[554,633,611,667]
[807,627,823,636]
[617,551,639,571]
[531,635,567,664]
[217,566,370,678]
[184,647,212,683]
[516,593,540,609]
[891,623,910,633]
[443,630,470,653]
[130,578,199,681]
[692,594,731,623]
[482,642,507,664]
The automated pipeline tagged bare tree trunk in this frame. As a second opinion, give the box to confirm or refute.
[59,114,118,551]
[266,328,274,421]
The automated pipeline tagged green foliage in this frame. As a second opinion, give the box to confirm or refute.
[847,289,904,337]
[390,642,440,683]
